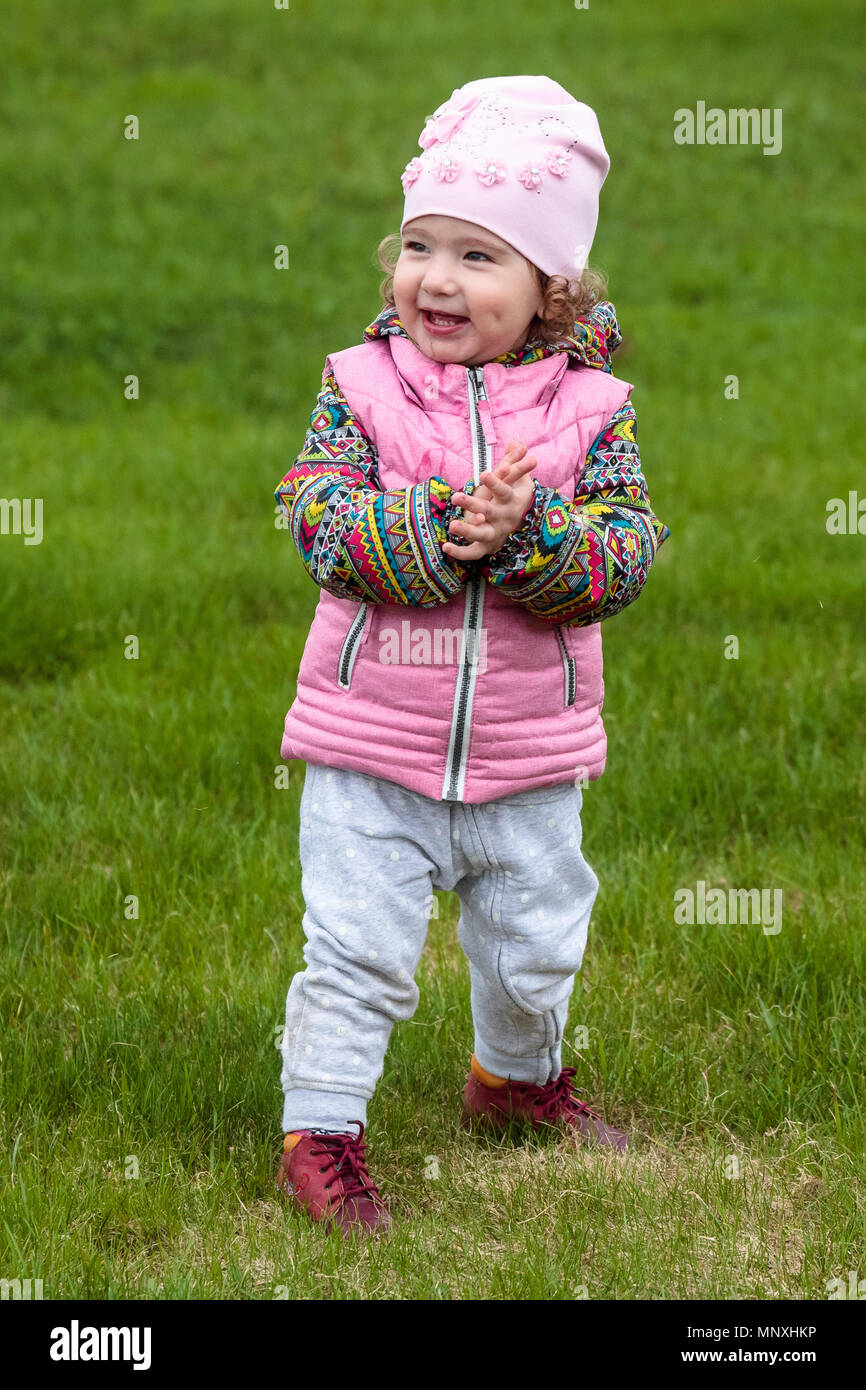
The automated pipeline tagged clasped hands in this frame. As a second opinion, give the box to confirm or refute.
[442,438,538,563]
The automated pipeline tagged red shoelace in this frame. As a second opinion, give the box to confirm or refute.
[521,1065,602,1122]
[308,1121,383,1203]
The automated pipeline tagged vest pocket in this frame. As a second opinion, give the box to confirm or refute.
[565,621,603,710]
[554,625,577,707]
[337,601,370,690]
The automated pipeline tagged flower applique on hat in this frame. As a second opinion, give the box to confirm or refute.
[400,75,611,281]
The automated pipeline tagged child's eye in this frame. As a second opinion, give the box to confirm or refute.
[402,242,489,261]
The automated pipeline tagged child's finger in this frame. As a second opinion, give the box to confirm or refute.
[452,445,533,512]
[448,510,487,541]
[480,456,536,494]
[451,492,489,512]
[503,438,527,457]
[493,444,532,479]
[453,503,490,528]
[495,440,526,472]
[477,472,508,497]
[444,539,485,560]
[508,452,537,477]
[490,458,536,490]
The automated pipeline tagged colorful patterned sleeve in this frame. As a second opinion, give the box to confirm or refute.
[476,401,670,626]
[274,370,476,605]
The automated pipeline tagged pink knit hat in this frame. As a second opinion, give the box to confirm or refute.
[400,75,610,281]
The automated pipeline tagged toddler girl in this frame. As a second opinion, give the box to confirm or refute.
[273,75,669,1238]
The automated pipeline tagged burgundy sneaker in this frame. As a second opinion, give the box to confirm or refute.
[276,1121,392,1236]
[462,1064,630,1152]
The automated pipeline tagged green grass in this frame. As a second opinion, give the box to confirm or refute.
[1,0,865,1299]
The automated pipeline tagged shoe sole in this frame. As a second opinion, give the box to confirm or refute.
[276,1175,393,1237]
[459,1106,557,1137]
[461,1105,630,1151]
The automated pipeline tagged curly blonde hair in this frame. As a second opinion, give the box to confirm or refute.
[373,231,609,346]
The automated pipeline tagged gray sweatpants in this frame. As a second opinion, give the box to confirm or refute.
[280,763,599,1134]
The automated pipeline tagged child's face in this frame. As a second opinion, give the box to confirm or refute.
[393,215,545,366]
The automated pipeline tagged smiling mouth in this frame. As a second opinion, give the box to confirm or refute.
[422,305,475,332]
[421,309,469,327]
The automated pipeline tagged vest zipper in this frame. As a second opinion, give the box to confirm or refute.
[441,365,489,801]
[337,601,369,689]
[555,625,577,706]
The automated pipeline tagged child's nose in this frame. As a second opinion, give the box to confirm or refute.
[422,260,459,294]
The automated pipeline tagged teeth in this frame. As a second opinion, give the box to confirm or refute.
[426,311,465,325]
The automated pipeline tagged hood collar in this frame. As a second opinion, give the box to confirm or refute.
[362,299,622,374]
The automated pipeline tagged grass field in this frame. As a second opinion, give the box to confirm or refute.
[1,0,864,1300]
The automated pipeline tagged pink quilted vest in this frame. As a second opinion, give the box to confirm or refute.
[280,332,633,803]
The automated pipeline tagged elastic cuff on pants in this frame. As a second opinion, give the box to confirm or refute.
[473,1043,562,1088]
[282,1086,369,1135]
